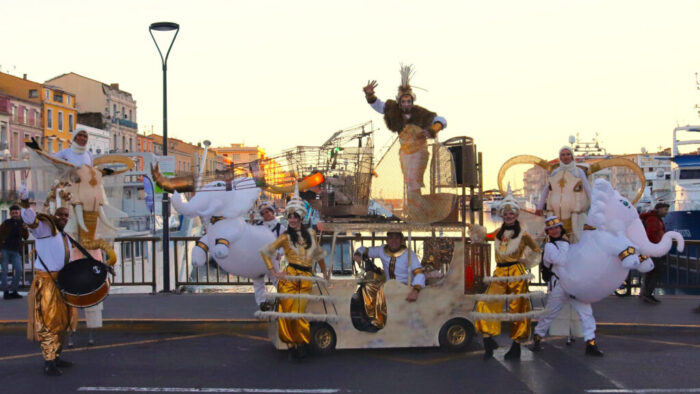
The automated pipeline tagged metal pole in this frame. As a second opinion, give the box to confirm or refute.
[150,21,179,292]
[161,61,171,292]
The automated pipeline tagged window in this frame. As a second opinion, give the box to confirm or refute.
[34,110,39,126]
[45,89,50,100]
[113,104,117,117]
[122,136,125,151]
[67,96,71,106]
[58,141,63,151]
[47,109,53,129]
[129,138,132,152]
[129,109,132,120]
[23,108,28,124]
[68,114,74,132]
[11,105,17,121]
[29,89,38,98]
[53,93,63,103]
[122,106,126,118]
[58,111,63,131]
[114,134,117,150]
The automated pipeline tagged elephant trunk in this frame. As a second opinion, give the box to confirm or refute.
[172,191,209,218]
[626,219,685,256]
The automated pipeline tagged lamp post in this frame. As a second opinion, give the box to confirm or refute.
[149,21,179,292]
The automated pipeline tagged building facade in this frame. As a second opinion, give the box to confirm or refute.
[0,93,43,160]
[45,73,138,153]
[42,85,77,152]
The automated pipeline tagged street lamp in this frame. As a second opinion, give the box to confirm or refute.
[149,21,179,292]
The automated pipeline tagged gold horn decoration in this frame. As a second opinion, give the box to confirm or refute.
[150,162,196,193]
[589,158,646,204]
[81,239,117,265]
[497,155,552,196]
[93,155,136,175]
[262,172,325,195]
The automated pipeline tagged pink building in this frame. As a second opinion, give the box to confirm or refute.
[0,93,43,160]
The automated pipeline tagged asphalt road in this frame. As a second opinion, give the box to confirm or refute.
[1,323,699,394]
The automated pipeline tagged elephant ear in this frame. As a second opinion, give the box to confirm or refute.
[588,179,614,228]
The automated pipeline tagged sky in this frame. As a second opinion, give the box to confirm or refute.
[4,0,700,188]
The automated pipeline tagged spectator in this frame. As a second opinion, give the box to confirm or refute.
[639,202,670,304]
[0,205,29,299]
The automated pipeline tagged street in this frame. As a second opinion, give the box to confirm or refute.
[1,322,699,393]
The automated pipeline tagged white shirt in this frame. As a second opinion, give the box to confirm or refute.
[55,148,93,167]
[356,245,426,288]
[22,208,69,272]
[261,218,286,237]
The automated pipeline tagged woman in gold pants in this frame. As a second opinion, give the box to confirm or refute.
[474,193,540,360]
[260,194,328,358]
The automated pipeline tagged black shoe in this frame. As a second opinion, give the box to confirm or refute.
[54,357,73,368]
[641,295,657,304]
[504,341,521,360]
[3,292,9,300]
[259,302,273,312]
[482,337,498,360]
[648,295,661,304]
[43,360,62,376]
[531,335,543,352]
[585,339,604,357]
[9,291,22,299]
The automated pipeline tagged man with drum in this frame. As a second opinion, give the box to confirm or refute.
[20,188,75,376]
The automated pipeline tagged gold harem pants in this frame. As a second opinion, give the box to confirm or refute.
[475,263,531,342]
[361,279,387,329]
[277,266,313,345]
[27,271,76,361]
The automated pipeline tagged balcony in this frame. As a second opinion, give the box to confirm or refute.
[117,118,138,129]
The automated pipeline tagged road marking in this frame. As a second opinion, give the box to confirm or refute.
[586,389,700,393]
[374,350,482,366]
[0,333,216,362]
[225,332,268,342]
[77,387,343,393]
[602,334,700,349]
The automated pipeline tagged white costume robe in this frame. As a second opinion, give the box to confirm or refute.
[356,245,425,288]
[534,240,597,341]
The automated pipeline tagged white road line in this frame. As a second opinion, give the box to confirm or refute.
[586,389,700,393]
[78,388,343,393]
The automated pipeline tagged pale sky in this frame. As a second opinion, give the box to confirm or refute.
[4,0,700,188]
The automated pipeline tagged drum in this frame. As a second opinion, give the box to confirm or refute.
[57,258,110,308]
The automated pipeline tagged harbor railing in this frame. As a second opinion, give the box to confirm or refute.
[14,237,699,294]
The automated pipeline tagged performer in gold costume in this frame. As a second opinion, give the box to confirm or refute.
[474,193,540,360]
[260,192,329,358]
[21,189,76,376]
[363,65,447,221]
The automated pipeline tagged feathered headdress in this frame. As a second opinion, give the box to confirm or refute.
[396,64,416,102]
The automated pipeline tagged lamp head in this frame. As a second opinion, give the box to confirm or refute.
[150,22,179,31]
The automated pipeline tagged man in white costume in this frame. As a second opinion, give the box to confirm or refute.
[55,129,92,167]
[352,232,425,329]
[21,191,76,376]
[256,201,286,311]
[532,216,603,357]
[54,128,103,345]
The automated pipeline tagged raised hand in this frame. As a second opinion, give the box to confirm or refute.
[363,80,378,96]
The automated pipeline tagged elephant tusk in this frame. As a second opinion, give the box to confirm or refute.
[589,158,646,204]
[497,155,552,196]
[98,206,119,232]
[93,155,136,175]
[150,162,195,193]
[261,172,325,195]
[74,204,89,232]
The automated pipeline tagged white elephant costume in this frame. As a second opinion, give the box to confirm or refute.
[152,164,326,308]
[553,179,684,304]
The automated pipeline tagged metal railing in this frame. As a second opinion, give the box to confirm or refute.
[12,237,698,294]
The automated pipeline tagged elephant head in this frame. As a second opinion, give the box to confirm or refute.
[587,178,684,256]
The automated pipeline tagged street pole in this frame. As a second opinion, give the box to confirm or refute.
[149,21,179,292]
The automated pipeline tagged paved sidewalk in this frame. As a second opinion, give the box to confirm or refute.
[1,290,699,333]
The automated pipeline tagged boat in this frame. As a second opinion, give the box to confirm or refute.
[663,126,700,242]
